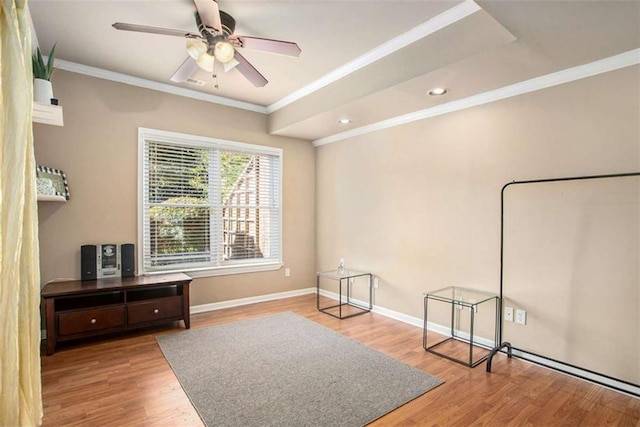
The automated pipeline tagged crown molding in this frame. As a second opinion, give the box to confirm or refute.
[53,59,269,114]
[266,0,482,114]
[45,1,481,119]
[313,48,640,147]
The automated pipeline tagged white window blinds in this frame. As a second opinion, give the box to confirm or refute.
[138,128,282,275]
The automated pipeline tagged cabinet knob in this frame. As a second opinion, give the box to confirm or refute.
[90,318,97,324]
[153,309,159,314]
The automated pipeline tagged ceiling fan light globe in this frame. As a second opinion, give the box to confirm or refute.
[196,52,215,72]
[214,41,235,63]
[186,39,207,60]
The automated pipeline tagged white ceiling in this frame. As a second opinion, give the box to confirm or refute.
[30,0,640,142]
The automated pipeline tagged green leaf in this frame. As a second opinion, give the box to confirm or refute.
[32,43,57,80]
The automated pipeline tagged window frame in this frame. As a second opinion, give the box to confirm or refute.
[137,127,283,278]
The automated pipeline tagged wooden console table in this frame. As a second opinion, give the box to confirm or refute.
[42,272,192,355]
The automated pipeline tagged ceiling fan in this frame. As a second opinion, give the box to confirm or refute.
[112,0,301,87]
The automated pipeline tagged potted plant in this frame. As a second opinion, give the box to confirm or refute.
[32,43,56,104]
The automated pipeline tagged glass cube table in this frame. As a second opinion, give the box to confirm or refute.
[423,286,499,367]
[317,269,373,319]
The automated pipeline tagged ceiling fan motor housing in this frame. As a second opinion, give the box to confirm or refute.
[199,10,236,51]
[199,10,235,37]
[219,11,236,36]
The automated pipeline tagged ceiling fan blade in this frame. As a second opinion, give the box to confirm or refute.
[230,35,301,57]
[223,57,240,72]
[193,0,222,33]
[112,22,199,38]
[170,57,199,83]
[233,51,268,87]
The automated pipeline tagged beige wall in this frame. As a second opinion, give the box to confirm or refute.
[34,70,316,306]
[315,66,639,382]
[35,64,639,382]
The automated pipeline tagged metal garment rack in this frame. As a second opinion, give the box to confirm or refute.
[486,171,640,397]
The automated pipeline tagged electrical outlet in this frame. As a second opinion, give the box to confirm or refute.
[504,306,514,322]
[516,309,527,325]
[284,268,290,277]
[373,277,379,289]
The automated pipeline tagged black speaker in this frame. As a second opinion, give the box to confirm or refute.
[81,245,97,281]
[121,243,135,278]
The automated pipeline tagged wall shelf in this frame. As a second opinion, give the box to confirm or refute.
[33,102,63,126]
[37,194,66,202]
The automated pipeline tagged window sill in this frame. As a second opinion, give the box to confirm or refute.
[144,261,283,279]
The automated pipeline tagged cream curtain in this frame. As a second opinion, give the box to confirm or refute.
[0,0,44,425]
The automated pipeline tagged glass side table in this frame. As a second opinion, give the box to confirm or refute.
[423,286,499,367]
[317,269,373,319]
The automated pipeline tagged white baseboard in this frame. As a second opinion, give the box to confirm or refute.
[45,286,640,397]
[317,288,496,348]
[507,348,640,397]
[190,287,316,314]
[41,287,317,340]
[317,289,639,396]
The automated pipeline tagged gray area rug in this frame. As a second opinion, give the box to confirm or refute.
[156,312,443,426]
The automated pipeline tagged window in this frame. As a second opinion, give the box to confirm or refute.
[138,128,282,276]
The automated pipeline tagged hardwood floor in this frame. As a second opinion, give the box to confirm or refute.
[41,294,640,426]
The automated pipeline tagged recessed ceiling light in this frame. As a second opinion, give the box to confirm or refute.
[338,118,351,125]
[428,88,448,96]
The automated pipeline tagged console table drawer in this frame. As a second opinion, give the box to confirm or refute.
[58,306,125,336]
[127,296,183,325]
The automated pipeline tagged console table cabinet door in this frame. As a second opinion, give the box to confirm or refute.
[58,306,125,336]
[127,296,183,325]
